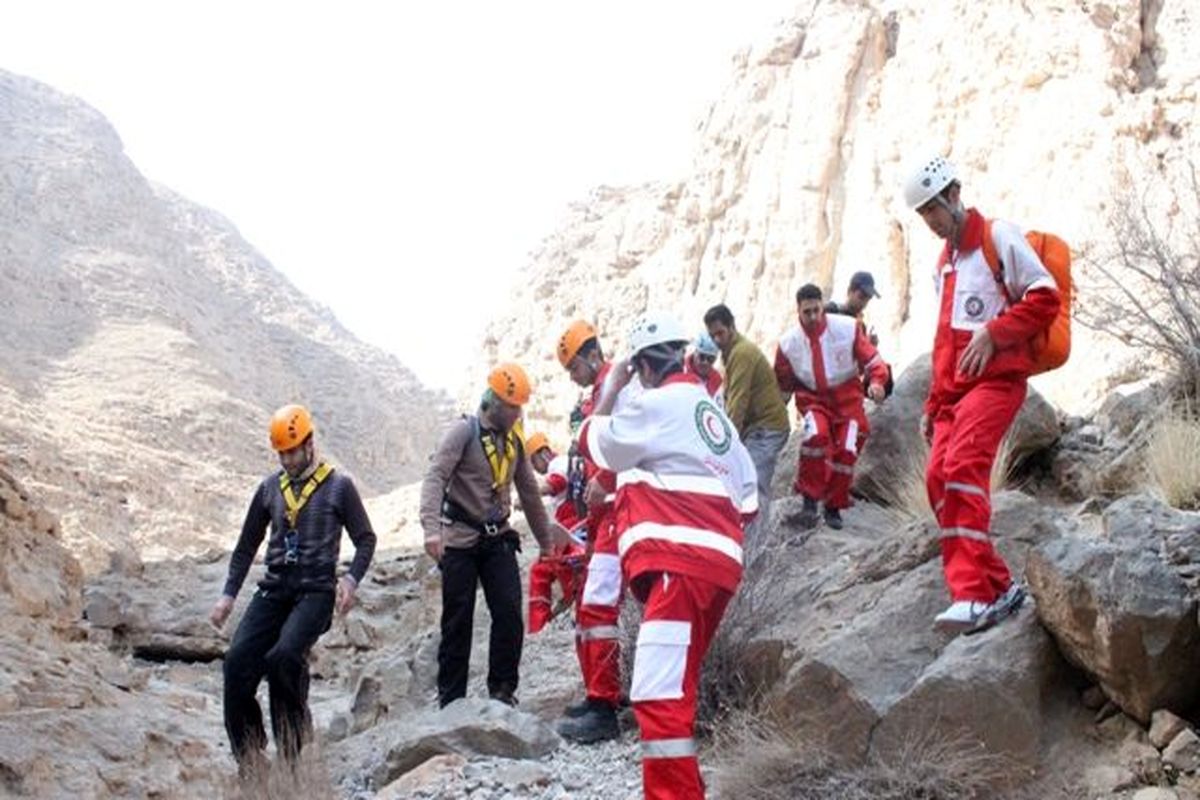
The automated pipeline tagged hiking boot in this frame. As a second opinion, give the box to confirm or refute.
[489,689,518,707]
[563,697,604,718]
[823,507,844,530]
[557,702,619,744]
[787,496,819,531]
[933,599,994,634]
[965,583,1027,636]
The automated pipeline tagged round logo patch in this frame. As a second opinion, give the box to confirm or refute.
[695,400,732,455]
[964,296,985,318]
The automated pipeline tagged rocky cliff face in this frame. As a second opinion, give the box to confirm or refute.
[0,71,451,570]
[478,0,1199,431]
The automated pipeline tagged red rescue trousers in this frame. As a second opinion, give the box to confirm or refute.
[794,404,867,511]
[630,572,732,800]
[926,378,1025,603]
[574,511,622,705]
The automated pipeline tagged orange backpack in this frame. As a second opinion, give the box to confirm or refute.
[981,220,1072,375]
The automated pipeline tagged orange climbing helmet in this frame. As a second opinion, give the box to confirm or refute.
[557,320,598,368]
[269,404,314,452]
[526,431,552,456]
[488,362,532,406]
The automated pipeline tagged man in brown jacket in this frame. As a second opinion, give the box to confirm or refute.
[420,362,567,707]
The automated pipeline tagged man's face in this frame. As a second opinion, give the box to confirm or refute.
[916,185,960,240]
[846,288,871,315]
[566,354,596,388]
[279,439,312,479]
[798,298,824,331]
[531,448,552,474]
[491,398,522,432]
[707,321,733,355]
[693,351,716,378]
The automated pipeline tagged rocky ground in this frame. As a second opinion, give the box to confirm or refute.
[6,364,1200,799]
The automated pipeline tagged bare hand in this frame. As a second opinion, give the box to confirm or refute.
[584,477,607,509]
[209,595,234,629]
[957,326,995,379]
[920,413,934,446]
[548,522,571,551]
[336,576,357,616]
[867,383,886,403]
[425,536,444,563]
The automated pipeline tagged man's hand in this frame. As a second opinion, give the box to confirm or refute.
[336,576,357,616]
[957,326,996,379]
[920,412,934,446]
[548,522,572,551]
[584,477,607,509]
[209,595,234,629]
[867,382,886,403]
[425,535,444,563]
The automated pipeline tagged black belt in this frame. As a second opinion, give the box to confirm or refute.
[441,496,509,536]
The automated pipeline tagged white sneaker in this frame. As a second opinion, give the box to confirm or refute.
[966,583,1026,635]
[933,600,994,633]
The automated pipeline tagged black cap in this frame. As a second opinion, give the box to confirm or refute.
[849,271,880,298]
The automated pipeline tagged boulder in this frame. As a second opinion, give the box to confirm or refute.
[854,355,1059,505]
[333,698,559,788]
[1027,530,1200,724]
[871,610,1064,773]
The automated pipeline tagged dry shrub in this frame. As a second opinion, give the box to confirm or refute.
[694,512,797,731]
[874,439,933,525]
[712,715,1014,800]
[220,747,337,800]
[1147,406,1200,509]
[1078,163,1200,400]
[990,432,1018,494]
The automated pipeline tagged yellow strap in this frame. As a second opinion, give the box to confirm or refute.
[481,421,524,490]
[280,462,333,529]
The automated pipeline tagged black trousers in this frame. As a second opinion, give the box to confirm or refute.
[223,584,334,765]
[437,533,523,707]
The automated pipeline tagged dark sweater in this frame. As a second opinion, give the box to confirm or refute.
[222,467,376,597]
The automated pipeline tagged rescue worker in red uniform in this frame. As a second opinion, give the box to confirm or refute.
[555,320,624,743]
[775,284,889,530]
[579,311,757,800]
[525,431,586,634]
[904,152,1060,634]
[526,432,583,532]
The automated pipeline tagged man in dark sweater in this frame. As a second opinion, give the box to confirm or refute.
[209,404,376,775]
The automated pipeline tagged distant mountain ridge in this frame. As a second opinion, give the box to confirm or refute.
[0,70,450,569]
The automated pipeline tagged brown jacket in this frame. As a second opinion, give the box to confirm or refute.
[419,415,553,550]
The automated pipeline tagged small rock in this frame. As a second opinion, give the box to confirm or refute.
[1151,709,1191,750]
[1133,788,1179,800]
[1165,729,1200,773]
[1084,763,1138,794]
[376,753,467,799]
[495,760,551,789]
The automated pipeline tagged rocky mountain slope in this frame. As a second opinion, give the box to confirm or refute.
[477,0,1200,431]
[0,70,451,570]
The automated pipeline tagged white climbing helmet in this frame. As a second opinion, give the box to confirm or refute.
[903,152,958,210]
[628,311,689,357]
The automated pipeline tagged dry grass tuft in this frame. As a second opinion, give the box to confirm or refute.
[1147,406,1200,509]
[874,439,934,525]
[712,715,1014,800]
[219,746,338,800]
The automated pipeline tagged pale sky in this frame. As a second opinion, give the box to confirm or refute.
[3,2,798,391]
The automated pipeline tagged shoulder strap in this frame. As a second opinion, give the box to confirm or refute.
[279,463,334,529]
[981,218,1014,302]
